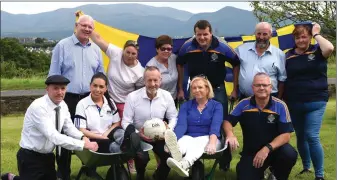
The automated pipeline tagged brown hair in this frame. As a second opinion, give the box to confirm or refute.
[155,35,173,49]
[194,20,212,33]
[292,25,312,38]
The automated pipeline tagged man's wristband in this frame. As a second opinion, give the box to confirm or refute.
[81,135,85,140]
[265,143,273,152]
[313,34,321,38]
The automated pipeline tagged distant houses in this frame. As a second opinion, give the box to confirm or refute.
[25,46,53,55]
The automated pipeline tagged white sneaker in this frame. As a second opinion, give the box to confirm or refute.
[166,158,189,177]
[164,129,182,161]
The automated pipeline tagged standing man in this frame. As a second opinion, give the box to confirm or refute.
[16,75,99,180]
[176,19,240,171]
[122,66,178,180]
[48,14,104,180]
[223,72,297,180]
[236,22,287,99]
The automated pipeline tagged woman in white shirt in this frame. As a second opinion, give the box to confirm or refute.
[146,35,178,100]
[75,72,139,153]
[90,32,144,172]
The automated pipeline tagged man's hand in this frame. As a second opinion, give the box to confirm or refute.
[205,142,217,155]
[84,141,99,152]
[226,135,239,152]
[177,89,185,101]
[253,146,270,168]
[139,127,153,143]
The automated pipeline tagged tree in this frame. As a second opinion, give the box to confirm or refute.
[250,2,336,42]
[35,37,46,44]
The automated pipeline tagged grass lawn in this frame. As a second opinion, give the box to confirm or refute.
[1,76,46,91]
[1,99,336,180]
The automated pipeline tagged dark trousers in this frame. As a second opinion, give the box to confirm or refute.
[236,143,298,180]
[56,92,89,180]
[17,148,56,180]
[134,140,171,180]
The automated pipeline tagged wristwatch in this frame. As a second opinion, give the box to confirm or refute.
[265,143,273,152]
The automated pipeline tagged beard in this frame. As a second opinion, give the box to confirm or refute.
[256,39,270,49]
[146,88,158,96]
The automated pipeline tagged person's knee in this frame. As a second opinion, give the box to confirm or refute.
[279,144,298,165]
[305,130,320,145]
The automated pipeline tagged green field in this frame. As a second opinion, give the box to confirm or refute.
[1,99,335,179]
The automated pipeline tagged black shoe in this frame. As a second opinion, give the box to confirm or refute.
[315,177,325,180]
[121,125,141,155]
[297,169,313,176]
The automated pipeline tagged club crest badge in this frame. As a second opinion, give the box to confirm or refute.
[308,54,315,61]
[211,53,218,62]
[267,114,275,123]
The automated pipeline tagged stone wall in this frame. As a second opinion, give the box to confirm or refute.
[1,95,41,115]
[1,86,336,115]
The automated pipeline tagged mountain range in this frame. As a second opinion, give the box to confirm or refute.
[1,3,260,40]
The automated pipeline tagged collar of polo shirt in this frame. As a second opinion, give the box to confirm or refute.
[86,93,109,107]
[249,95,274,109]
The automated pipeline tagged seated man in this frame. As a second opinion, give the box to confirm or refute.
[122,66,178,180]
[223,72,298,180]
[164,76,223,177]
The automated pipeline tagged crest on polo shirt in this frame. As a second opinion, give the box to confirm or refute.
[210,53,219,62]
[267,114,275,123]
[308,54,316,61]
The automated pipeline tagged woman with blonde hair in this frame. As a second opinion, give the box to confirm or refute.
[164,75,223,177]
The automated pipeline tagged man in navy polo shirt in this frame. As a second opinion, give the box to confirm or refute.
[223,72,297,180]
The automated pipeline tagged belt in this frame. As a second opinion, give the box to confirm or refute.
[66,92,90,99]
[20,148,54,157]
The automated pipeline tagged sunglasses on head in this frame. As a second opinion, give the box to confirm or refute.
[159,47,173,52]
[194,74,208,80]
[124,40,139,49]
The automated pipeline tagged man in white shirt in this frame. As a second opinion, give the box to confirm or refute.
[15,75,99,180]
[122,66,178,180]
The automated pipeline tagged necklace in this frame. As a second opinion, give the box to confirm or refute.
[197,101,208,113]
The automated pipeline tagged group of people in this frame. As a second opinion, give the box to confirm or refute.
[1,13,334,180]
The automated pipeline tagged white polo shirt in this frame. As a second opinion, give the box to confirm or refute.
[75,94,120,135]
[122,87,178,132]
[106,43,145,103]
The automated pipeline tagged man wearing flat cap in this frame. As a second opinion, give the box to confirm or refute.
[14,75,99,180]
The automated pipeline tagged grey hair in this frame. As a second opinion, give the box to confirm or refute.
[144,66,161,79]
[253,72,272,84]
[255,22,272,34]
[77,15,94,25]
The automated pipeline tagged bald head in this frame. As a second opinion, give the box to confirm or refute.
[77,15,94,27]
[255,22,272,34]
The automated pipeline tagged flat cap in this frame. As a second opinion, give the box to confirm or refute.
[45,75,70,85]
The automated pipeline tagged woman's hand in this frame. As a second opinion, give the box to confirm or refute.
[205,142,217,155]
[312,22,321,35]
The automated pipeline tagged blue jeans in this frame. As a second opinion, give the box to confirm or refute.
[287,101,327,177]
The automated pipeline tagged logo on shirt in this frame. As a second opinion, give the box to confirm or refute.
[267,114,275,123]
[308,54,316,61]
[210,53,219,62]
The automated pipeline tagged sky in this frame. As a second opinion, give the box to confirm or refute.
[1,2,253,14]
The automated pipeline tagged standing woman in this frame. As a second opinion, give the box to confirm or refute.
[146,35,178,100]
[284,23,334,180]
[90,31,144,173]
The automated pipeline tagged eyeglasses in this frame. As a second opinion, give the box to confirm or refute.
[78,23,94,30]
[159,47,172,52]
[253,84,271,88]
[124,40,139,49]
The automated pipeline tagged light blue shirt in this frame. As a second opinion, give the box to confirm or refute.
[48,34,104,94]
[235,42,286,96]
